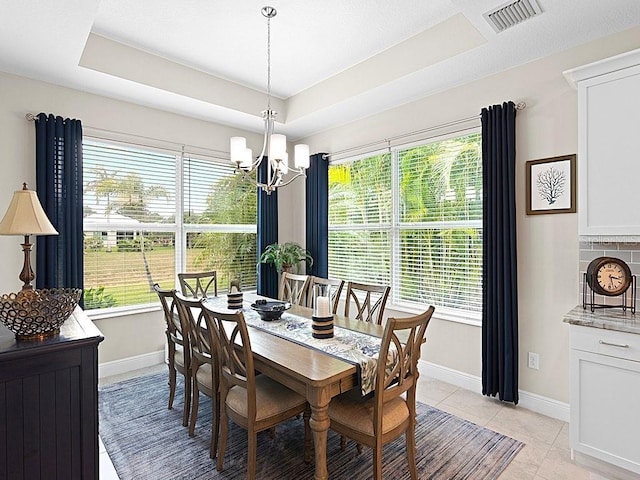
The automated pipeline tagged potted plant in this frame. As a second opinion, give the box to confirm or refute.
[259,242,313,273]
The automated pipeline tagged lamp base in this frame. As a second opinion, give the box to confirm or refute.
[19,235,35,291]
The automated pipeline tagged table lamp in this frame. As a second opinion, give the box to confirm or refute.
[0,183,82,341]
[0,183,58,290]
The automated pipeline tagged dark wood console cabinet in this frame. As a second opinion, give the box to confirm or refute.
[0,308,103,479]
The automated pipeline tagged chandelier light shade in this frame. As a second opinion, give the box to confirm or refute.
[0,183,58,291]
[230,6,311,194]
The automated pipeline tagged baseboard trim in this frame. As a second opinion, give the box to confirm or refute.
[518,387,570,422]
[421,360,483,392]
[99,350,165,379]
[420,360,570,422]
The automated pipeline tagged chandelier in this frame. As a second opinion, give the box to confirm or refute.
[230,6,310,195]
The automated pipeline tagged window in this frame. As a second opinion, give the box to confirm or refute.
[83,139,257,310]
[182,155,257,291]
[328,132,482,318]
[328,153,392,286]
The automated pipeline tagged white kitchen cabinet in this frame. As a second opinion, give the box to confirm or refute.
[564,49,640,236]
[568,322,640,476]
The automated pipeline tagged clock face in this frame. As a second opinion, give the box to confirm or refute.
[586,257,633,297]
[596,262,628,295]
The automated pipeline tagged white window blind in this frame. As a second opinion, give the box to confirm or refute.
[82,139,258,310]
[328,132,483,317]
[83,139,177,308]
[183,156,257,291]
[328,153,392,286]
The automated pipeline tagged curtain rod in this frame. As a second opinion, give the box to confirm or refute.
[25,113,230,160]
[322,101,526,160]
[27,100,526,161]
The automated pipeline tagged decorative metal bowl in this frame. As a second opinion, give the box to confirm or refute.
[0,288,83,340]
[250,300,291,321]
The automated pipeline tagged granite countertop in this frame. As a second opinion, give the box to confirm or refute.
[563,305,640,335]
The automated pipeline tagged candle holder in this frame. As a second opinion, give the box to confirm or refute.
[227,280,243,309]
[312,284,333,339]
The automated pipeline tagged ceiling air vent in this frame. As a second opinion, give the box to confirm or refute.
[483,0,543,33]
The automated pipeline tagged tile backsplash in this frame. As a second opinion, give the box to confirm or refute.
[579,241,640,309]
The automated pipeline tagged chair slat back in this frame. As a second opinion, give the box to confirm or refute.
[154,283,177,333]
[174,293,212,366]
[344,281,391,325]
[201,304,257,421]
[178,271,218,298]
[278,272,311,306]
[375,307,435,418]
[154,284,186,347]
[306,277,345,314]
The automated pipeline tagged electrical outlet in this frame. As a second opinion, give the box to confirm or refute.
[528,352,539,370]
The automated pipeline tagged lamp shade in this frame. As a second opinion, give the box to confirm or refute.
[269,134,287,160]
[0,184,58,236]
[230,136,247,164]
[294,144,310,169]
[240,148,253,169]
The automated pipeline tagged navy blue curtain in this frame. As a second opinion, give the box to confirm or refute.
[256,158,279,298]
[481,101,518,404]
[305,153,329,277]
[35,113,84,293]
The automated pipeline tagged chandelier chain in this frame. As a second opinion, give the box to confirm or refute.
[266,10,272,111]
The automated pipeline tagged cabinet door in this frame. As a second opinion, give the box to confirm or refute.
[578,64,640,236]
[570,348,640,474]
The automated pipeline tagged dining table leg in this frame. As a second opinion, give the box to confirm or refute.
[308,388,331,480]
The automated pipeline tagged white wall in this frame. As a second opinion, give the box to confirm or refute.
[284,26,640,404]
[0,71,262,364]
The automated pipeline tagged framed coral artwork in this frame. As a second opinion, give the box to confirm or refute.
[526,154,576,215]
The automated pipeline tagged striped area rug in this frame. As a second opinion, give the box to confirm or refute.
[99,373,522,479]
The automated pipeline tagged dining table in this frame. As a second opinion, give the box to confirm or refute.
[201,293,389,480]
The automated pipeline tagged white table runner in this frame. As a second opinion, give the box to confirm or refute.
[204,296,396,395]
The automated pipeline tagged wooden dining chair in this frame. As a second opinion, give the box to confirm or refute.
[344,281,391,325]
[200,303,310,479]
[278,272,311,306]
[328,306,435,480]
[178,270,218,298]
[153,284,192,427]
[306,276,345,314]
[174,293,220,458]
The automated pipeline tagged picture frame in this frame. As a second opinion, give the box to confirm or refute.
[526,154,576,215]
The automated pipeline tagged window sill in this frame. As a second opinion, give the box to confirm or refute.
[387,302,481,327]
[85,303,159,321]
[84,290,260,321]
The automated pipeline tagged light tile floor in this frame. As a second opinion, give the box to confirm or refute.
[417,376,612,480]
[98,365,613,480]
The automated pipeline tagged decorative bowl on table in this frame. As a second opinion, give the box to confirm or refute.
[0,288,83,340]
[250,300,291,321]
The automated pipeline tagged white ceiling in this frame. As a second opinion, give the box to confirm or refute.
[1,0,639,139]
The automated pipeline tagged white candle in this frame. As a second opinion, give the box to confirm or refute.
[316,296,330,318]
